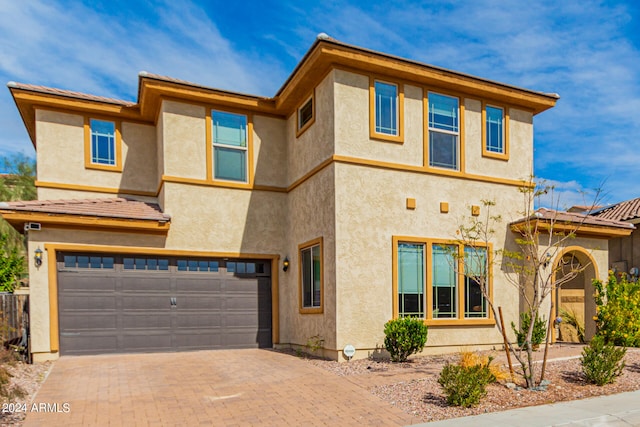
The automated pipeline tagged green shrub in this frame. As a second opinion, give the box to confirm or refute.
[383,317,428,362]
[581,335,626,386]
[438,360,496,407]
[511,312,546,349]
[593,273,640,347]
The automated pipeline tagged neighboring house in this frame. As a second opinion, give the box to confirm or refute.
[592,198,640,277]
[1,36,628,362]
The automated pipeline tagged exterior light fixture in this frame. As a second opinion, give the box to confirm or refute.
[283,257,290,272]
[34,247,43,267]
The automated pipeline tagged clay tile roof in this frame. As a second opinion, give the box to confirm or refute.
[591,197,640,222]
[7,82,136,107]
[521,207,634,230]
[0,198,170,222]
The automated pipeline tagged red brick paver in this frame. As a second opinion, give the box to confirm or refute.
[24,349,417,426]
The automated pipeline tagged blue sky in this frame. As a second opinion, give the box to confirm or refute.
[1,0,639,208]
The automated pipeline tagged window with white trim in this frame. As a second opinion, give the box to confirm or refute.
[90,119,116,166]
[374,81,399,136]
[428,92,459,170]
[212,110,248,182]
[485,105,504,154]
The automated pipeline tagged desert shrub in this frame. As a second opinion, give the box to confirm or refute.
[559,308,585,343]
[438,359,496,407]
[511,312,546,349]
[593,273,640,347]
[460,351,509,381]
[383,317,428,362]
[581,335,626,386]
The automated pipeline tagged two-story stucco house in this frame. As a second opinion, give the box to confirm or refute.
[4,35,610,362]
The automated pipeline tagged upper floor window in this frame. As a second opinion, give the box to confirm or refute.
[297,95,315,136]
[212,110,248,183]
[90,119,116,166]
[485,106,504,154]
[483,104,509,160]
[428,92,459,170]
[370,78,404,143]
[299,237,323,313]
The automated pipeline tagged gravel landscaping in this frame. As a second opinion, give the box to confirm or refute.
[300,346,640,423]
[0,358,51,426]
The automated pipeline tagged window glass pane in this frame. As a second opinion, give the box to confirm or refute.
[209,261,219,272]
[135,258,146,270]
[214,147,247,182]
[103,257,114,269]
[89,256,101,268]
[486,106,504,153]
[77,256,89,268]
[237,262,246,274]
[302,248,312,307]
[158,259,169,270]
[147,258,158,270]
[429,132,458,169]
[227,262,236,273]
[432,245,457,318]
[177,260,187,271]
[299,98,313,129]
[246,262,255,274]
[90,119,116,165]
[312,245,321,307]
[465,247,488,318]
[374,81,398,135]
[212,111,246,147]
[398,243,424,317]
[188,260,198,271]
[123,258,134,270]
[428,93,458,132]
[64,255,76,268]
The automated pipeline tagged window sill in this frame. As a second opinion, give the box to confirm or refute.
[299,307,323,315]
[482,150,509,161]
[296,117,315,138]
[370,132,404,144]
[85,163,122,173]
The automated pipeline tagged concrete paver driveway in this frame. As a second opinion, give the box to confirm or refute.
[24,349,415,426]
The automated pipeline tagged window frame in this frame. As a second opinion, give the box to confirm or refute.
[482,102,510,160]
[369,77,404,143]
[296,92,315,137]
[84,117,122,172]
[392,236,494,326]
[209,109,251,184]
[426,91,461,171]
[298,237,323,314]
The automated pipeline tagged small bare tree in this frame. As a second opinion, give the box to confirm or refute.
[456,178,600,388]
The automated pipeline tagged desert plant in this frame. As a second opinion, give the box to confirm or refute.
[593,273,640,347]
[581,335,626,386]
[305,334,324,353]
[511,312,547,349]
[460,351,509,381]
[559,307,585,343]
[438,358,496,407]
[383,317,428,362]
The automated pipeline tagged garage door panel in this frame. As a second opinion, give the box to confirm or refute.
[122,296,172,311]
[60,314,118,330]
[58,254,272,355]
[60,295,117,311]
[59,275,117,292]
[122,277,172,292]
[175,312,222,328]
[122,314,172,329]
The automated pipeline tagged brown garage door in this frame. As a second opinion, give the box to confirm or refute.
[57,253,272,355]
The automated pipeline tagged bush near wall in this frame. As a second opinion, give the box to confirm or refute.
[593,273,640,347]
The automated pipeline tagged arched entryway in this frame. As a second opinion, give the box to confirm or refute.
[552,247,598,343]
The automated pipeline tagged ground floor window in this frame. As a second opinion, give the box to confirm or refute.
[394,237,491,322]
[299,237,323,313]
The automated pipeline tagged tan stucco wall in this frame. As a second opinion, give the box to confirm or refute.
[280,165,336,351]
[333,162,522,359]
[253,115,287,188]
[35,110,157,194]
[287,72,335,183]
[333,70,424,167]
[161,182,285,254]
[160,101,207,180]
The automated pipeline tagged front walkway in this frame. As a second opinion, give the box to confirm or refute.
[23,349,416,426]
